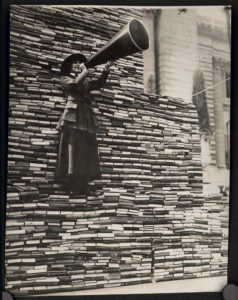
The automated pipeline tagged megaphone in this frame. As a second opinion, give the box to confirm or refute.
[85,19,149,68]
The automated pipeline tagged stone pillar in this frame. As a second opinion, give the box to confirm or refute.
[212,57,226,168]
[156,9,199,102]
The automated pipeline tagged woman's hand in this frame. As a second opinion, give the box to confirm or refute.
[79,63,88,73]
[78,63,89,77]
[74,63,88,84]
[104,60,114,71]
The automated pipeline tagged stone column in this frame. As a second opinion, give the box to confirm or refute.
[212,57,226,168]
[155,9,199,102]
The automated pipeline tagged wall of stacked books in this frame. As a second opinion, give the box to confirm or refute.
[5,6,228,296]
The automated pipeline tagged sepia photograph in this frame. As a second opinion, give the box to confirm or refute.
[4,4,231,296]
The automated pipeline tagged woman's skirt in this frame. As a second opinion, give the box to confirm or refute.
[55,128,101,190]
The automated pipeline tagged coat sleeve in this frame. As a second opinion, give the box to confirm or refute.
[86,69,110,92]
[61,76,76,92]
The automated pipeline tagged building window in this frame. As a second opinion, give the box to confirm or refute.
[225,120,230,169]
[192,69,211,134]
[223,66,230,169]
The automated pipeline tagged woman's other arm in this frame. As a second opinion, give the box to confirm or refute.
[87,61,114,92]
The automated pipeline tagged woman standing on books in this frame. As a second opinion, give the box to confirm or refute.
[55,53,113,194]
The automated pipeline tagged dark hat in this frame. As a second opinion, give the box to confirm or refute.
[60,53,87,76]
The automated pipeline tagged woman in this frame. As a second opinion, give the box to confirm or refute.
[55,53,112,194]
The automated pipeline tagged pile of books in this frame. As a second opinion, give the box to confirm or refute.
[5,187,228,295]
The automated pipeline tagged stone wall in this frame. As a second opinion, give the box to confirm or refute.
[5,6,228,296]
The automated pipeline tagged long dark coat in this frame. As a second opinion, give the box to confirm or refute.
[55,70,109,188]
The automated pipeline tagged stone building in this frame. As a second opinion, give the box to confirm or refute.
[143,6,231,194]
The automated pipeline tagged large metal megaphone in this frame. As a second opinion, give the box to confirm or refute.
[85,19,149,68]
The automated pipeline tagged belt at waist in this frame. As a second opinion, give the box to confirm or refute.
[65,101,77,109]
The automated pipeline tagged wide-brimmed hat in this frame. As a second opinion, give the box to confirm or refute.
[60,53,87,76]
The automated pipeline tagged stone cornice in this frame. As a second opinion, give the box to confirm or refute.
[198,22,229,44]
